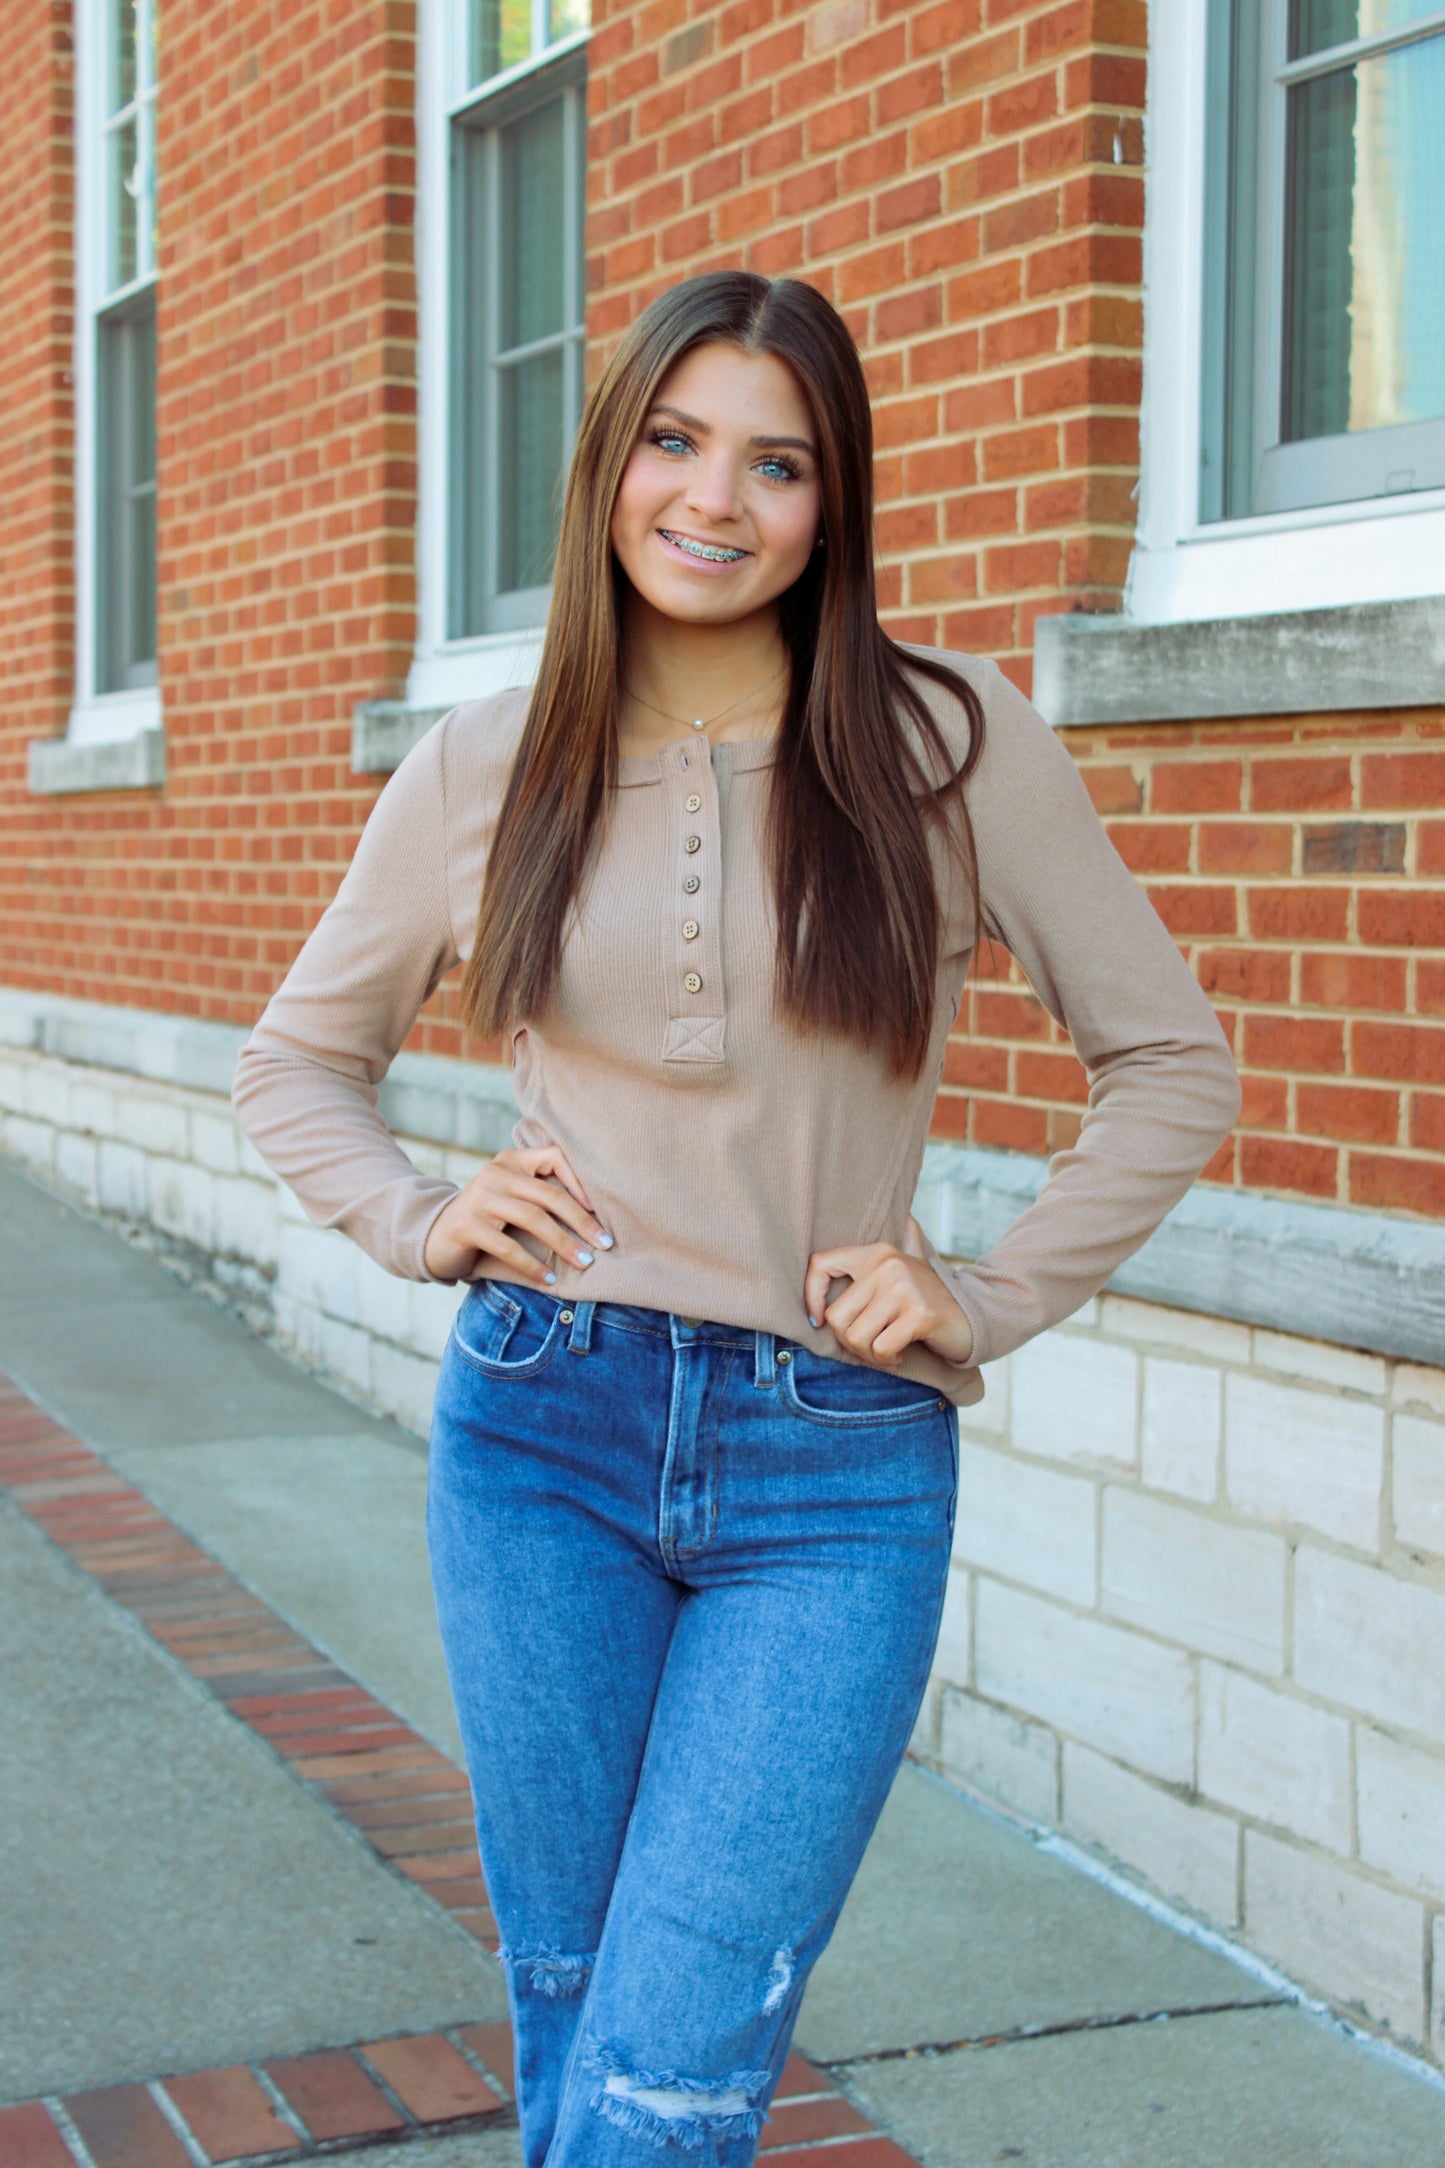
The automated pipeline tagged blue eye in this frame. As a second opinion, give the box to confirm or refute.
[757,455,802,482]
[649,428,692,455]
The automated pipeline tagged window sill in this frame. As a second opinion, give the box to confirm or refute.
[352,702,455,777]
[28,727,166,795]
[1032,594,1445,729]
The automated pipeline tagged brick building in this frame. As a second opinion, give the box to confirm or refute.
[3,0,1444,2072]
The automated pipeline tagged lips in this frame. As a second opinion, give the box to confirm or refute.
[658,528,750,564]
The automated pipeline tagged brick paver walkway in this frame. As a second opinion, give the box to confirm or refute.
[0,1369,916,2166]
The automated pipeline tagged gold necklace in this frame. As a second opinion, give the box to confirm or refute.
[624,662,787,738]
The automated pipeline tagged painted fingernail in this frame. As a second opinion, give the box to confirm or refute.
[808,1315,821,1328]
[576,1248,594,1267]
[544,1271,557,1285]
[596,1232,614,1249]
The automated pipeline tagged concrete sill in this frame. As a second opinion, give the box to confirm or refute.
[1033,595,1445,727]
[352,702,453,776]
[28,730,167,795]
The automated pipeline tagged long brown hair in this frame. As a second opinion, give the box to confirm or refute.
[461,270,986,1081]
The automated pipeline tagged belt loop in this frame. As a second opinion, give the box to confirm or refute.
[753,1329,776,1389]
[567,1300,596,1354]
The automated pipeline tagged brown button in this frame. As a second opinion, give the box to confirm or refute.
[683,971,702,993]
[683,834,701,854]
[685,793,702,812]
[682,919,699,940]
[683,874,700,893]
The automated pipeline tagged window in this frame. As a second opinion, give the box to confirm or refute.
[1202,2,1445,521]
[1126,0,1445,624]
[449,56,586,637]
[93,0,158,692]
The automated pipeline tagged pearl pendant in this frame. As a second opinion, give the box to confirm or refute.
[691,718,705,731]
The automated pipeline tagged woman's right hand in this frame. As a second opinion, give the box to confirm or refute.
[422,1144,612,1285]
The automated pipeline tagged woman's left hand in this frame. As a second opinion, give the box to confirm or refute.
[803,1216,975,1369]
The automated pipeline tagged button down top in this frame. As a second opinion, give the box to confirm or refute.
[233,647,1240,1412]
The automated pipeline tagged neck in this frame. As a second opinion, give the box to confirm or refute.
[619,591,787,743]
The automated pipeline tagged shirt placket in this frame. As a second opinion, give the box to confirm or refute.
[660,738,726,1066]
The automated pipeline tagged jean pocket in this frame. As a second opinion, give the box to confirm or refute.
[450,1279,565,1378]
[780,1344,947,1427]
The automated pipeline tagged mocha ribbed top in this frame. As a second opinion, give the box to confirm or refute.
[231,647,1241,1408]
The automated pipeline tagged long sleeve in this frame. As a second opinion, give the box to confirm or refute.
[925,659,1242,1369]
[231,713,465,1281]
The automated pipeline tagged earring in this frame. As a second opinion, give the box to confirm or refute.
[813,533,826,551]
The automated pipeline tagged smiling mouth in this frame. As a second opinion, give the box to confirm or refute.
[658,529,750,564]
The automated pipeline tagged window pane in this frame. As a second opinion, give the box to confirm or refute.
[1283,33,1445,440]
[550,0,591,39]
[497,349,565,592]
[108,116,138,290]
[499,101,566,350]
[1291,0,1444,60]
[469,0,532,86]
[110,0,137,113]
[97,304,157,689]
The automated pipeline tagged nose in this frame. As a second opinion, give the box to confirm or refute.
[684,451,743,526]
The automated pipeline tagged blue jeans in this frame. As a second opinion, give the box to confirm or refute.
[426,1283,959,2167]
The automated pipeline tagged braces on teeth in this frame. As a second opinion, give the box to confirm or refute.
[662,530,748,563]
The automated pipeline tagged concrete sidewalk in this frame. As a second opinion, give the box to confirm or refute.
[2,1155,1443,2167]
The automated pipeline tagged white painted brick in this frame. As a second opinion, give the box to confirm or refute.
[97,1139,149,1217]
[1393,1365,1445,1421]
[974,1580,1195,1784]
[212,1176,279,1273]
[273,1292,326,1369]
[318,1312,374,1398]
[0,1056,28,1113]
[409,1279,464,1363]
[1140,1356,1220,1503]
[909,1680,940,1760]
[1197,1662,1352,1849]
[1058,1295,1100,1330]
[958,1355,1008,1437]
[24,1062,71,1127]
[403,1135,450,1178]
[939,1688,1059,1825]
[1392,1414,1445,1559]
[236,1131,275,1183]
[67,1076,119,1138]
[1434,1916,1445,2068]
[952,1441,1097,1606]
[933,1565,971,1687]
[1244,1830,1426,2046]
[440,1147,486,1187]
[149,1158,216,1251]
[355,1252,417,1346]
[1010,1332,1138,1469]
[1225,1373,1383,1551]
[1099,1294,1252,1365]
[1356,1729,1445,1902]
[190,1107,242,1175]
[276,1222,360,1320]
[1251,1328,1388,1397]
[2,1116,56,1176]
[1102,1491,1285,1674]
[1062,1742,1240,1925]
[113,1088,190,1159]
[1294,1548,1445,1742]
[370,1339,442,1438]
[54,1130,99,1203]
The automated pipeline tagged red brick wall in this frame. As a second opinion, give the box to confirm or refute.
[1,0,1441,1222]
[953,716,1445,1216]
[585,0,1148,680]
[0,0,421,1024]
[0,2,76,827]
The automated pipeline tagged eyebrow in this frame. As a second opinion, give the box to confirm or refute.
[649,403,817,457]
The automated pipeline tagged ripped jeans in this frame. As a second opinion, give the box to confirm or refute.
[426,1285,959,2167]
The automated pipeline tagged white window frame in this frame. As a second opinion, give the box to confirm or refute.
[1130,0,1445,626]
[408,0,588,712]
[69,0,161,747]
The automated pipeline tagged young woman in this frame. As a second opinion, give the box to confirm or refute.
[233,270,1240,2167]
